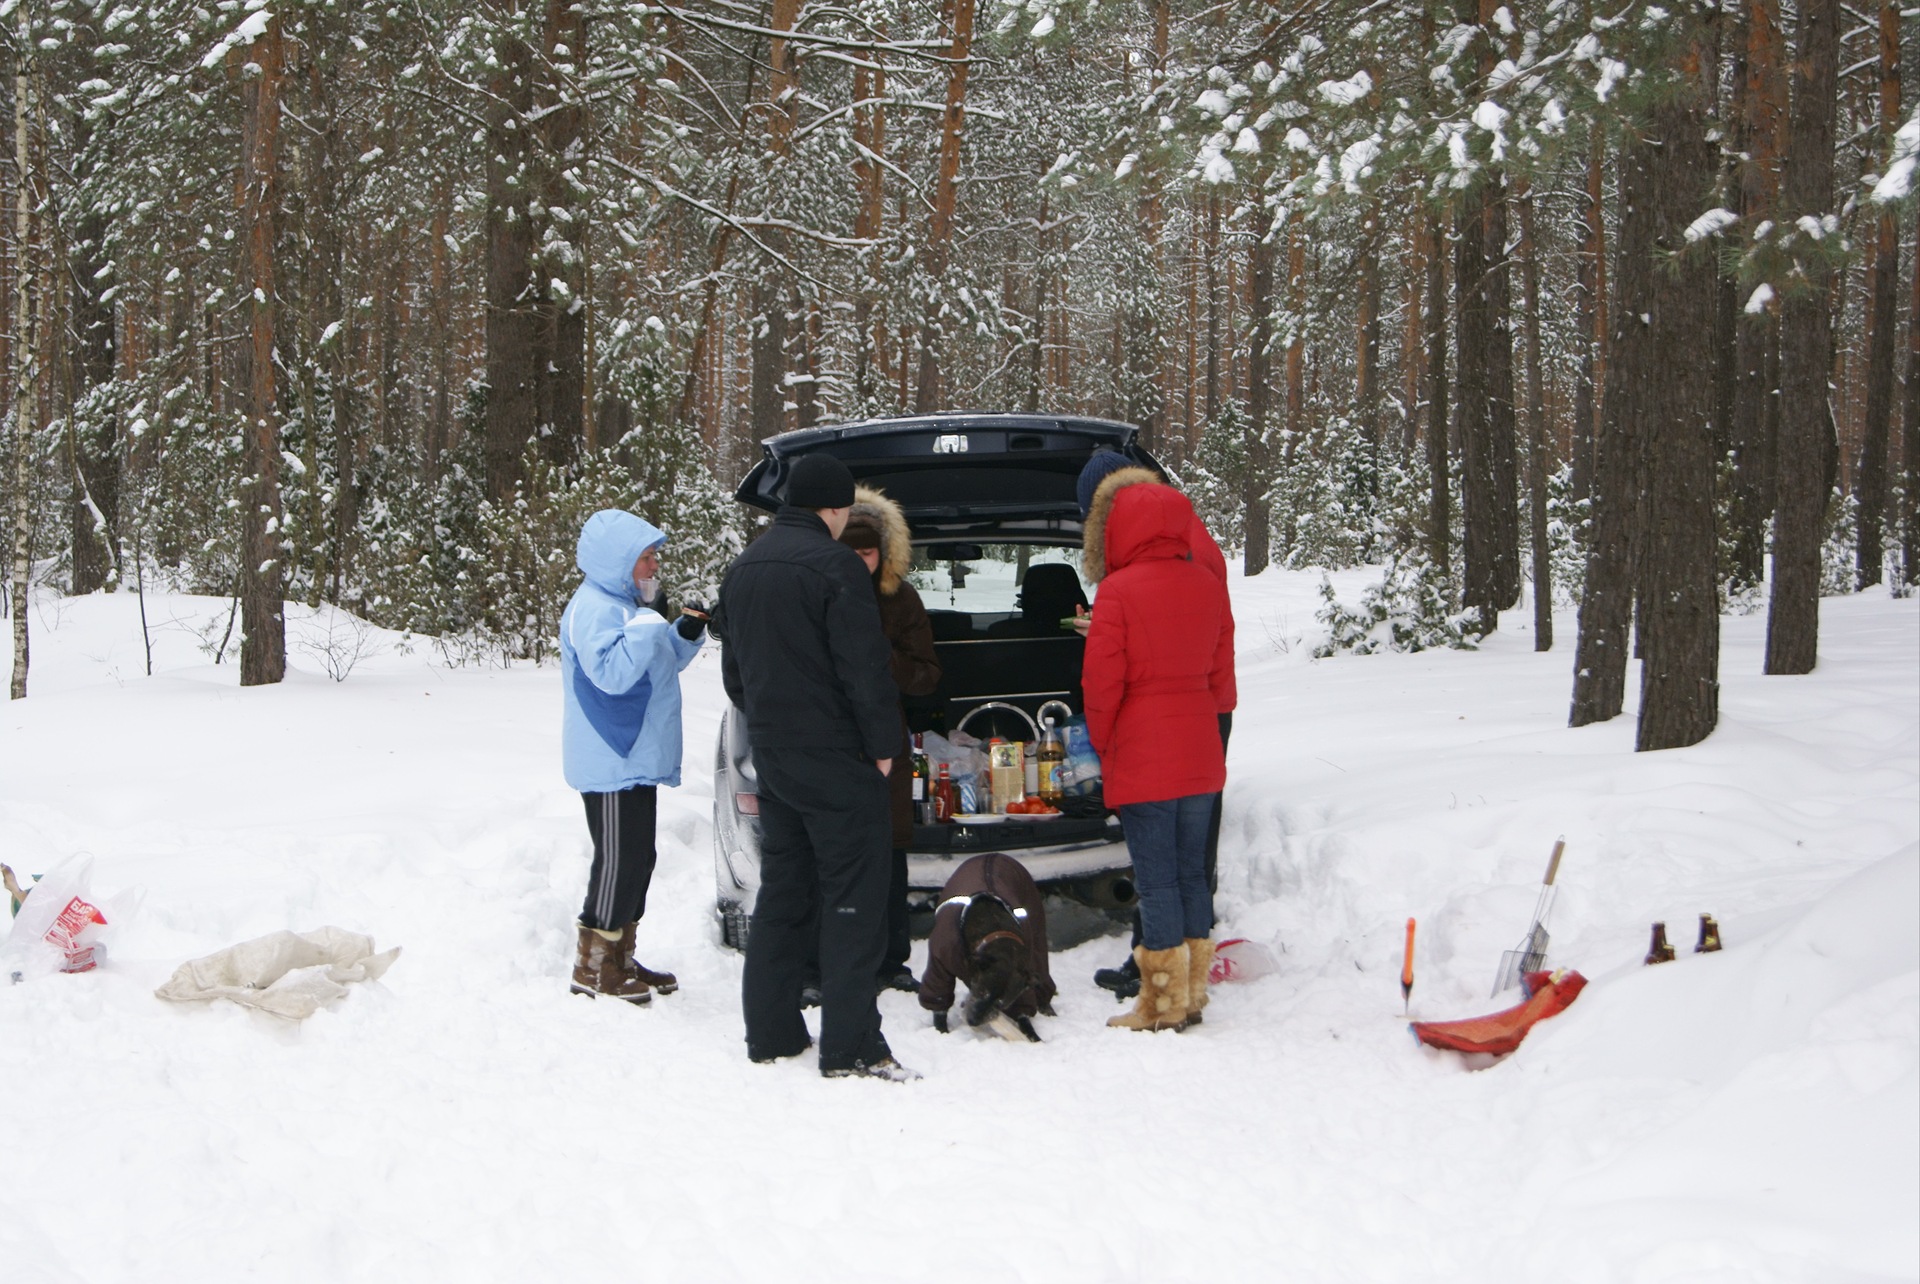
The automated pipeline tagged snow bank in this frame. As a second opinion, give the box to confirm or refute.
[1,578,1914,1282]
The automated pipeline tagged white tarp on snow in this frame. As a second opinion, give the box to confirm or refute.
[155,927,400,1019]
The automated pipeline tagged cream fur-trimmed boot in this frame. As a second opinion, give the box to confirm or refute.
[1106,944,1191,1032]
[1185,938,1215,1025]
[570,925,651,1004]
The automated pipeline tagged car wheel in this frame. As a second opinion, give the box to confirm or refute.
[718,900,750,951]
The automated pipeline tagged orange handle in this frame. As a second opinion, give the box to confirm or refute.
[1401,917,1416,989]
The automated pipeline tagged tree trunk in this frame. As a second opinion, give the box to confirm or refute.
[9,46,39,699]
[1204,193,1222,422]
[852,50,887,411]
[1454,0,1521,628]
[537,0,585,467]
[1574,128,1605,499]
[1853,0,1901,590]
[750,280,787,440]
[67,101,117,596]
[914,0,976,412]
[1571,132,1602,503]
[1355,202,1382,477]
[1484,177,1521,609]
[1425,212,1451,572]
[1518,184,1552,650]
[1455,177,1513,628]
[1765,0,1838,675]
[1635,83,1721,752]
[1904,198,1920,587]
[1242,226,1274,575]
[1727,0,1786,588]
[483,5,538,501]
[1571,127,1655,728]
[238,17,287,687]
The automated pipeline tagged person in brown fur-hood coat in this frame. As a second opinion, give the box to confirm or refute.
[838,484,941,990]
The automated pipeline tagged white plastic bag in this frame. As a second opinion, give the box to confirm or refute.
[1209,937,1278,984]
[3,855,116,981]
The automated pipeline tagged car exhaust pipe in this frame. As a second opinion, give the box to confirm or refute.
[1062,872,1136,910]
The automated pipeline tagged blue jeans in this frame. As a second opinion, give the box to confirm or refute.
[1118,794,1215,950]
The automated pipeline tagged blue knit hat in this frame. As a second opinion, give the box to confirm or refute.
[1076,450,1135,518]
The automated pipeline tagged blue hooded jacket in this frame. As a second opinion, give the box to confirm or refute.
[559,510,704,793]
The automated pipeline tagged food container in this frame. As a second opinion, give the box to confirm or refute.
[987,739,1024,814]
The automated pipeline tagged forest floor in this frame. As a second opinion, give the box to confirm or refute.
[1,568,1915,1283]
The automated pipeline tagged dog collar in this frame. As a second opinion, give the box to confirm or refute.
[939,894,1026,920]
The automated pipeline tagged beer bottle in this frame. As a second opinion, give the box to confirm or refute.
[1644,921,1676,965]
[933,763,956,824]
[1037,727,1066,803]
[1694,914,1722,954]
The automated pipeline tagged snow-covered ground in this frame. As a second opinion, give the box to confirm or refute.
[2,571,1915,1284]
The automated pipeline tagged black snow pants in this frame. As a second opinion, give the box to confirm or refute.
[742,746,893,1070]
[579,785,659,932]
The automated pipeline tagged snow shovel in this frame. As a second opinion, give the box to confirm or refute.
[1491,838,1565,998]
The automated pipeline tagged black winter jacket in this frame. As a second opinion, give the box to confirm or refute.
[718,507,900,760]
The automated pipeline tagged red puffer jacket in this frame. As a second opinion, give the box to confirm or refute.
[1081,483,1235,807]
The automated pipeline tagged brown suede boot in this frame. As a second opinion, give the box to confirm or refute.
[1106,944,1191,1031]
[570,925,650,1004]
[1185,938,1215,1025]
[621,922,677,994]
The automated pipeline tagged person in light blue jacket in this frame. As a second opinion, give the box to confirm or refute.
[560,509,708,1004]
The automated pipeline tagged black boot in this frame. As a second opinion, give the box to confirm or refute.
[1094,952,1140,1000]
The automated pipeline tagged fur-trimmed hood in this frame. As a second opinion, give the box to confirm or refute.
[1079,466,1165,583]
[848,484,913,595]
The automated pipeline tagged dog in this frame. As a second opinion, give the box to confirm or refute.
[917,853,1057,1041]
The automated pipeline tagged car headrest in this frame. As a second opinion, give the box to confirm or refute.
[1020,563,1089,621]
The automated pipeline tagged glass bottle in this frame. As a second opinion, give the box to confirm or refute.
[1645,921,1676,965]
[1694,914,1722,953]
[911,734,931,823]
[1023,740,1039,797]
[1037,726,1066,803]
[933,763,956,824]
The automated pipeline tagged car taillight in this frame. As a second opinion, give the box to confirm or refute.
[734,793,760,815]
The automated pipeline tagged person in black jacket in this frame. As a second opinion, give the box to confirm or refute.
[718,453,919,1082]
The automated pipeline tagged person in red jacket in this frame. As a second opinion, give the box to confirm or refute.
[1076,452,1237,1004]
[1080,478,1235,1031]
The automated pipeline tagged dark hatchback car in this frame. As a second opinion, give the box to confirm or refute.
[711,414,1164,948]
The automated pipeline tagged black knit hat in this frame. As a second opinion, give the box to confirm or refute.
[784,454,856,509]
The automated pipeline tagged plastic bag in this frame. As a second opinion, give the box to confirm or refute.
[1056,718,1103,795]
[3,855,116,981]
[1210,938,1278,984]
[921,730,987,783]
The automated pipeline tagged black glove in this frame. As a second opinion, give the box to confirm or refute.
[675,601,709,641]
[932,1011,949,1034]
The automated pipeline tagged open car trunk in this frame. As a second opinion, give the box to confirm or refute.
[716,415,1158,911]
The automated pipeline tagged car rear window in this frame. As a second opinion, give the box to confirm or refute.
[910,545,1095,619]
